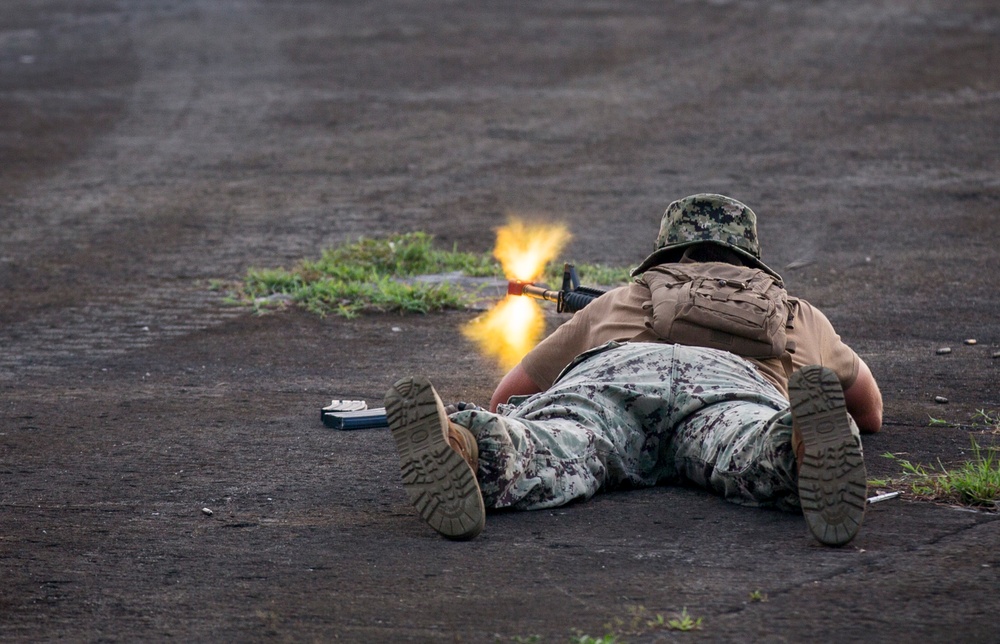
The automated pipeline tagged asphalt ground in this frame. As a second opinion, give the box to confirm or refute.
[1,1,999,641]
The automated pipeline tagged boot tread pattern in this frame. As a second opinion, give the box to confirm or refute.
[790,365,867,547]
[386,376,485,540]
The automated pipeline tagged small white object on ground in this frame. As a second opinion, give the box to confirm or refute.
[867,491,901,504]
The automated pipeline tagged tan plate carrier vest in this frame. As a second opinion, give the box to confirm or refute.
[638,262,792,359]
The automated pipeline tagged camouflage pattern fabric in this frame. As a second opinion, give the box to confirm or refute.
[656,194,761,256]
[630,193,781,279]
[449,342,862,512]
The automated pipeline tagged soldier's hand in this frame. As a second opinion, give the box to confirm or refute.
[444,401,485,416]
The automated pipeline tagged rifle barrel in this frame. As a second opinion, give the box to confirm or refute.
[520,283,561,304]
[506,279,605,313]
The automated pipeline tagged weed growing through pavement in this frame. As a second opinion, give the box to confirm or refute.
[570,634,620,644]
[748,589,768,602]
[971,409,1000,433]
[664,607,704,632]
[512,604,707,644]
[927,409,1000,433]
[238,232,630,317]
[567,605,705,642]
[883,435,1000,509]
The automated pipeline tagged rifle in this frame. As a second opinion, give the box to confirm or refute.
[322,263,607,430]
[506,263,607,313]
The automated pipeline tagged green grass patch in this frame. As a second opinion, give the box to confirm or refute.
[882,434,1000,509]
[238,232,631,317]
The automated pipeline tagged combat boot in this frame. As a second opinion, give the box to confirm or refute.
[385,375,485,540]
[447,419,479,473]
[789,365,867,547]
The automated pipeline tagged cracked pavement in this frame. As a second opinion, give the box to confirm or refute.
[1,1,998,641]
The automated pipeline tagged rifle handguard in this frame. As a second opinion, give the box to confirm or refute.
[559,287,603,313]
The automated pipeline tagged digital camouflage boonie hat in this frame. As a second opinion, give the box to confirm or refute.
[630,193,781,279]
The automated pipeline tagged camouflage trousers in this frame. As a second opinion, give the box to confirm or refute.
[450,342,861,513]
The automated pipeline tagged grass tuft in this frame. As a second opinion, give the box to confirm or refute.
[883,435,1000,509]
[664,607,704,632]
[927,409,1000,433]
[238,231,630,317]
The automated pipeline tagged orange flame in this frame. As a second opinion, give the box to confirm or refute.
[493,219,572,282]
[462,218,571,370]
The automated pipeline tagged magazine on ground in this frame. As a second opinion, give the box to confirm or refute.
[321,399,388,430]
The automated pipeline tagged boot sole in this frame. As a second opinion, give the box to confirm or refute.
[790,365,867,546]
[385,376,485,540]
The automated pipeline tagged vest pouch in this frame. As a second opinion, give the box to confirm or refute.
[639,263,789,359]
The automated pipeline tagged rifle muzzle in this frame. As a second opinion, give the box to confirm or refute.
[507,280,559,304]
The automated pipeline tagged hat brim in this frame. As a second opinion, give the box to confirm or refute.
[630,240,782,281]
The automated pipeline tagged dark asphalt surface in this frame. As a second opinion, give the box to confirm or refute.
[2,1,999,642]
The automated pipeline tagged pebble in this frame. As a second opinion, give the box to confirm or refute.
[936,347,952,355]
[934,396,949,404]
[201,507,214,516]
[964,339,977,345]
